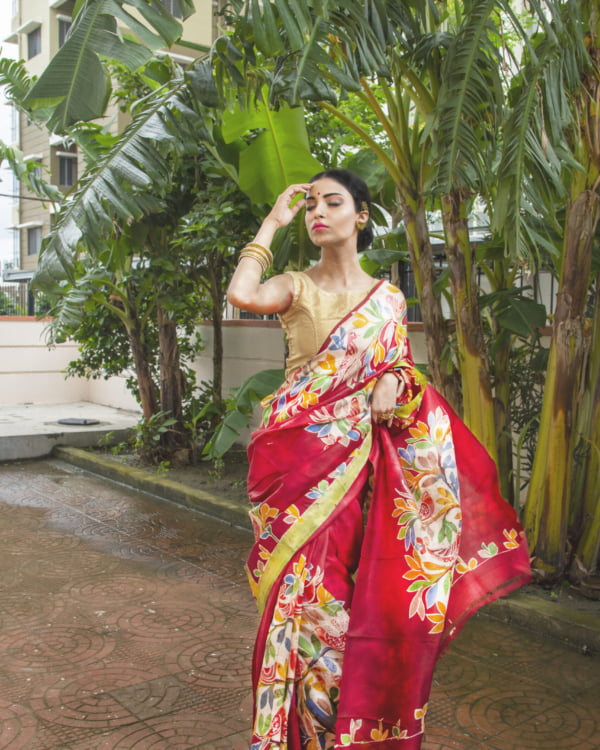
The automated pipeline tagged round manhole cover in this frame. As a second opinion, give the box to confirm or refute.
[57,418,100,426]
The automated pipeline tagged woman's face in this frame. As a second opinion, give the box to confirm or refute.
[304,177,367,248]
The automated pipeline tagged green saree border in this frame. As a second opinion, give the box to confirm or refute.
[256,431,373,613]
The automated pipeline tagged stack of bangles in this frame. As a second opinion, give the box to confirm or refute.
[239,242,273,274]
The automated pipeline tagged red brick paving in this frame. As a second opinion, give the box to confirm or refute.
[0,458,598,750]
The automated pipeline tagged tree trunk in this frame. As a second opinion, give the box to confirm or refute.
[401,195,462,412]
[492,331,514,504]
[441,191,498,463]
[209,255,224,408]
[126,317,158,420]
[573,280,600,576]
[524,189,600,574]
[157,304,186,453]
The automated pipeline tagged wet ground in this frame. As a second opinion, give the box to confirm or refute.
[0,458,598,750]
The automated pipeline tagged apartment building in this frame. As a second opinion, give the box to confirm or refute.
[3,0,216,296]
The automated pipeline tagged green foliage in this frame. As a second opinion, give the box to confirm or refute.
[23,0,191,133]
[134,411,178,463]
[0,141,63,205]
[221,99,322,205]
[0,290,25,316]
[479,287,548,340]
[155,460,171,476]
[183,383,227,462]
[509,335,549,494]
[204,369,286,459]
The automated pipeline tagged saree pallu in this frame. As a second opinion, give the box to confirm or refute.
[246,281,531,749]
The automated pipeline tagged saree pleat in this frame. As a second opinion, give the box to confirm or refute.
[246,282,531,749]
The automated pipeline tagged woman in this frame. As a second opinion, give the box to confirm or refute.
[227,169,530,749]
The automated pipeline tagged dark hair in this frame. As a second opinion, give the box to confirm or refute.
[309,168,374,251]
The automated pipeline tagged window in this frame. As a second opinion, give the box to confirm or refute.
[58,19,72,47]
[27,227,42,256]
[161,0,183,19]
[27,27,41,58]
[59,156,77,187]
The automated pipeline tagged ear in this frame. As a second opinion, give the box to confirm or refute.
[356,206,369,230]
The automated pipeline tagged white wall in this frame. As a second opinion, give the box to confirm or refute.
[0,317,430,409]
[0,318,138,409]
[194,321,287,395]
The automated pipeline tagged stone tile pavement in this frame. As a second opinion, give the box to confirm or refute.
[0,457,598,750]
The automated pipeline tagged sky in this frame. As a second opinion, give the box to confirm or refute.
[0,3,19,273]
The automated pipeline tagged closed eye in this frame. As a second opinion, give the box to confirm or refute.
[306,201,342,211]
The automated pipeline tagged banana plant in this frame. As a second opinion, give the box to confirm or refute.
[22,0,196,133]
[211,0,535,459]
[499,0,600,575]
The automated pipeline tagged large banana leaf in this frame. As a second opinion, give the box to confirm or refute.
[32,56,322,291]
[23,0,192,133]
[32,74,202,291]
[221,101,322,204]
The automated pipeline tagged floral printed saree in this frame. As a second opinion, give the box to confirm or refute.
[246,280,531,749]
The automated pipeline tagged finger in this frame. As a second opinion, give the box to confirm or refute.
[286,183,312,196]
[290,197,306,217]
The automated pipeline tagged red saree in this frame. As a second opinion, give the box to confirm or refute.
[246,281,531,749]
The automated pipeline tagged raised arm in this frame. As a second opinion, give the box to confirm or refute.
[227,183,312,315]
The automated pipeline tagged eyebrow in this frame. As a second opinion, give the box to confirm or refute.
[305,192,344,200]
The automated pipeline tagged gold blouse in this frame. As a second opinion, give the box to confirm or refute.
[279,271,376,376]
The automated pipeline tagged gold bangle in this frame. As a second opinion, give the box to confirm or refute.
[239,253,268,274]
[239,242,273,274]
[245,242,273,264]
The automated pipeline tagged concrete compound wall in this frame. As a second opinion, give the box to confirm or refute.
[0,317,428,409]
[0,318,138,410]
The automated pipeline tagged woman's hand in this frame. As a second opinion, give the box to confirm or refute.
[371,372,405,427]
[264,183,313,231]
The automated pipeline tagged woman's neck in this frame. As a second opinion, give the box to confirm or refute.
[307,247,374,292]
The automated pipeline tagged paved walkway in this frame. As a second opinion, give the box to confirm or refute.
[0,457,598,750]
[0,403,139,462]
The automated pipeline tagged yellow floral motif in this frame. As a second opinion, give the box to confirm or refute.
[408,419,430,441]
[316,352,337,372]
[370,725,389,741]
[283,504,301,524]
[503,528,520,549]
[340,717,414,745]
[373,340,386,365]
[456,556,479,575]
[256,504,278,526]
[352,313,369,328]
[301,390,319,408]
[426,610,447,634]
[414,703,428,722]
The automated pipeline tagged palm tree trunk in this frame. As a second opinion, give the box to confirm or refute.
[524,189,600,574]
[441,192,498,462]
